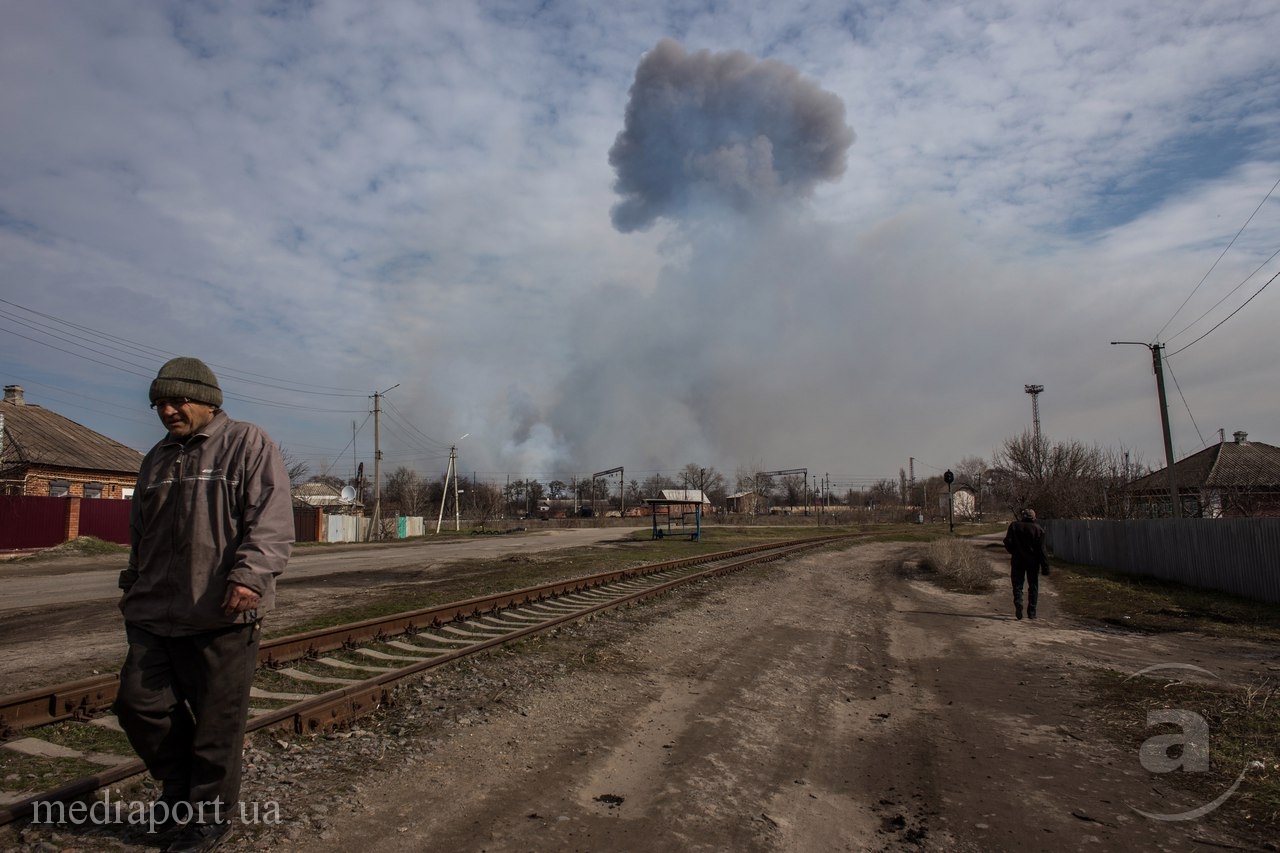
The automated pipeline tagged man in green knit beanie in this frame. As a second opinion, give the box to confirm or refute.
[115,357,294,853]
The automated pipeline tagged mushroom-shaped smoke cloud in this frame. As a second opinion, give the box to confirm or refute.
[609,38,855,232]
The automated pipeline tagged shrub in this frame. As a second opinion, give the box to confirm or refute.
[920,537,994,593]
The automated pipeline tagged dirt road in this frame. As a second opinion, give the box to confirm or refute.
[213,541,1269,853]
[5,539,1272,852]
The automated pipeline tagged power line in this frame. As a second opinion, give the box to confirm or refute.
[220,391,366,414]
[1167,245,1280,345]
[0,323,154,378]
[1167,268,1279,357]
[315,413,371,479]
[1154,175,1280,341]
[0,298,368,397]
[1162,356,1206,449]
[381,399,452,451]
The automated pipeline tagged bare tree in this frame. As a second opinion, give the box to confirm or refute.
[679,463,727,504]
[279,446,309,486]
[641,472,676,498]
[625,478,644,506]
[990,431,1146,519]
[384,466,430,516]
[471,481,506,528]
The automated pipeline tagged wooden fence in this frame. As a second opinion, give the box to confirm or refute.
[1044,518,1280,604]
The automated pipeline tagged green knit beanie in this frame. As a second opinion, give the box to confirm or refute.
[149,357,223,407]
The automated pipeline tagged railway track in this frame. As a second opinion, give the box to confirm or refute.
[0,534,854,826]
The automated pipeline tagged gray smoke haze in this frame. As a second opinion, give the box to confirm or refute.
[489,41,875,480]
[609,38,855,232]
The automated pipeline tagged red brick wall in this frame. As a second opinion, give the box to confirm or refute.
[19,467,137,499]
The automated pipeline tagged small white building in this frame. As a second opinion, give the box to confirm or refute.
[938,485,977,520]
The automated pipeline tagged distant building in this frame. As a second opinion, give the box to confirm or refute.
[725,490,761,514]
[1124,431,1280,518]
[0,385,143,499]
[292,481,347,507]
[938,484,978,520]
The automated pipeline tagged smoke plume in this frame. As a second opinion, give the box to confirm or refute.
[609,38,855,232]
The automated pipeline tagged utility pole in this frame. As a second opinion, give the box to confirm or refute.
[1112,342,1181,519]
[435,445,457,534]
[944,469,955,533]
[368,384,400,540]
[434,435,469,533]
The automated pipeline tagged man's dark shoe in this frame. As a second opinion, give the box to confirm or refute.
[1028,609,1037,620]
[164,821,233,853]
[147,794,189,837]
[1015,604,1023,620]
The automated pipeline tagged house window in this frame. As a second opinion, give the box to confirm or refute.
[84,481,103,499]
[48,479,70,497]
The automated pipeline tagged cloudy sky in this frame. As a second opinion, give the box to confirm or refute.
[3,0,1278,492]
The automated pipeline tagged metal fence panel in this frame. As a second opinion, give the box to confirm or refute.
[79,498,132,545]
[0,496,67,550]
[1045,519,1280,604]
[293,506,320,543]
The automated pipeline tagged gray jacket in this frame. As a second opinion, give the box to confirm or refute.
[119,412,294,635]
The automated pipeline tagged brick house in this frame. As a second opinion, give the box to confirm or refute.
[0,384,143,498]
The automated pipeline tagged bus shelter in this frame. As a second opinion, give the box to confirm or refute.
[644,496,702,541]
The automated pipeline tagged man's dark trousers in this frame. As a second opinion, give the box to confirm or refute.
[1011,563,1041,617]
[115,622,260,816]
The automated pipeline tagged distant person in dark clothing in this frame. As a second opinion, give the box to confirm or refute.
[1003,508,1050,620]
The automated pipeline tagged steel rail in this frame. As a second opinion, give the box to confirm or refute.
[0,535,854,827]
[0,539,831,735]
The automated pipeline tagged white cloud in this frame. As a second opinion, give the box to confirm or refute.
[1,0,1277,485]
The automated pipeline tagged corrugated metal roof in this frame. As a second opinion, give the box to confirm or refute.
[1,398,144,474]
[659,489,711,503]
[293,482,343,497]
[1127,437,1280,491]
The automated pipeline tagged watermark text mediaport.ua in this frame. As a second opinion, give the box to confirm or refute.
[30,792,282,834]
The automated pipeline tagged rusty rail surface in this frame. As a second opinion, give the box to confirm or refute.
[0,534,854,827]
[0,538,832,735]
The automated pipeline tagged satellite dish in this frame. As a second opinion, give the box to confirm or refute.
[340,485,357,503]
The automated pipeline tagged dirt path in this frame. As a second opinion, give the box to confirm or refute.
[222,541,1267,853]
[5,540,1272,852]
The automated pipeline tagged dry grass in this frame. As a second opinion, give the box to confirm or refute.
[16,536,127,561]
[1086,668,1279,834]
[917,537,994,593]
[1050,561,1280,643]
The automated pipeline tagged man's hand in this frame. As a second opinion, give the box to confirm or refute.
[222,582,261,616]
